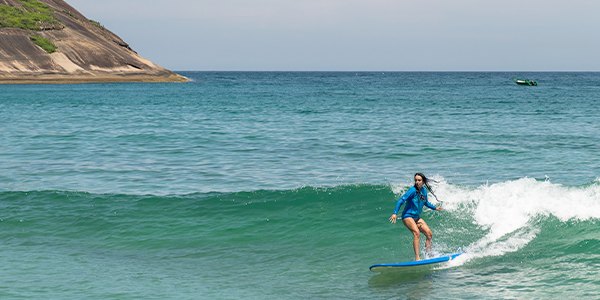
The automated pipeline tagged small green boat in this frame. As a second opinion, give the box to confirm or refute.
[515,79,537,86]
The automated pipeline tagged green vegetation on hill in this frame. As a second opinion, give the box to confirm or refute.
[0,0,61,30]
[29,35,56,53]
[14,0,53,14]
[89,19,104,29]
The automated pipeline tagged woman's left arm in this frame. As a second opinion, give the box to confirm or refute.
[424,191,442,211]
[425,201,439,211]
[424,197,442,211]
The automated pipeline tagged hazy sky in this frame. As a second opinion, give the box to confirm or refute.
[66,0,600,71]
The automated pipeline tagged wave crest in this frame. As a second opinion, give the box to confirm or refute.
[422,177,600,260]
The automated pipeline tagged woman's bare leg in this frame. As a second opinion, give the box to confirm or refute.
[402,218,422,261]
[416,219,433,255]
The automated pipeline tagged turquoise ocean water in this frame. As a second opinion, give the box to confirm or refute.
[1,72,599,299]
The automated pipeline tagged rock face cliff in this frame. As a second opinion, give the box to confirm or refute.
[0,0,186,83]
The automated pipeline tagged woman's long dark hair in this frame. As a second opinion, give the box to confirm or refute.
[414,173,441,203]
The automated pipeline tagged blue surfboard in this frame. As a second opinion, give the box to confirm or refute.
[370,252,464,272]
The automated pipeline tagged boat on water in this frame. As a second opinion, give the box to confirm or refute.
[515,79,537,86]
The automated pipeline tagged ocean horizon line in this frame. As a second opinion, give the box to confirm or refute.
[172,70,600,73]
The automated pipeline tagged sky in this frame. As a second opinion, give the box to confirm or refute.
[66,0,600,71]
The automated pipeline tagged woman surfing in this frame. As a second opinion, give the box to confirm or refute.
[389,173,443,261]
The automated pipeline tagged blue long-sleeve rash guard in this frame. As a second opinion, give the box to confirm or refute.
[393,186,437,219]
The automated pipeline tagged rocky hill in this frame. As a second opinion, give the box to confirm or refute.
[0,0,186,83]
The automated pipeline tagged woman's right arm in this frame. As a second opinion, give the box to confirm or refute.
[390,187,414,223]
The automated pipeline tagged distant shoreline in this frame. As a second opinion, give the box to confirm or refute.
[0,74,188,84]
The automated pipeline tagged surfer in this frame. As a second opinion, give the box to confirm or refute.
[389,173,443,261]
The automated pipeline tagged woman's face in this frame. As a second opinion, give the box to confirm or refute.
[414,175,424,189]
